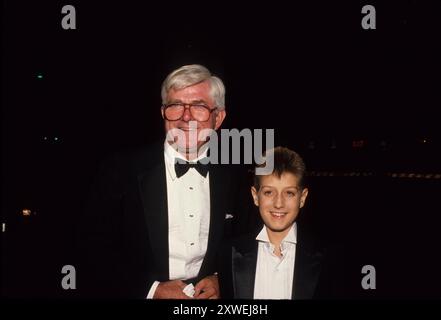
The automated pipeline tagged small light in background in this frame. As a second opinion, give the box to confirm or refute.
[2,223,5,233]
[42,136,62,143]
[37,74,44,79]
[22,209,32,217]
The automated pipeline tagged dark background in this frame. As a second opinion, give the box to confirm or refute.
[2,0,440,298]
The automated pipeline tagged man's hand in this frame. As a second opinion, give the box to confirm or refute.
[153,280,191,299]
[194,274,220,299]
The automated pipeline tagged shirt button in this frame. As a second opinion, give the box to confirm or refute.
[190,243,195,246]
[189,187,194,190]
[189,214,194,217]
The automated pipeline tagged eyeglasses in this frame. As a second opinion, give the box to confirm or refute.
[163,103,217,121]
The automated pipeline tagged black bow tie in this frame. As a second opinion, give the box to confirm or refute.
[175,160,209,178]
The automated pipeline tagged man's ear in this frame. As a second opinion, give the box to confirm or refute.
[300,188,309,208]
[160,106,165,119]
[214,110,226,130]
[251,186,259,207]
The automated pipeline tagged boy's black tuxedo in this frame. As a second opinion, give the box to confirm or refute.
[229,222,346,299]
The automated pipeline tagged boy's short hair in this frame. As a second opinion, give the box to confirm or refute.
[254,146,306,190]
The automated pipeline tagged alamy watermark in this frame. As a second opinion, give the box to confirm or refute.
[61,5,76,30]
[361,264,376,290]
[61,264,76,290]
[166,121,274,175]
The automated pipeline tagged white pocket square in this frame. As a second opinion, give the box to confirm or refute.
[225,214,234,220]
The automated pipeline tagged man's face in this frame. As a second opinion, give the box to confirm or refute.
[161,80,226,154]
[251,172,308,237]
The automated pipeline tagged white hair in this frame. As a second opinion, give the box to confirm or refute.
[161,64,226,110]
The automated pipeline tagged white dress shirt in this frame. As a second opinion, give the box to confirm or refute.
[147,142,210,298]
[253,223,297,299]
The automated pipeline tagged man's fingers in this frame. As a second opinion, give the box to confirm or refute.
[177,280,188,290]
[194,279,207,296]
[154,280,193,299]
[194,279,207,291]
[193,286,202,297]
[193,275,219,298]
[195,287,216,299]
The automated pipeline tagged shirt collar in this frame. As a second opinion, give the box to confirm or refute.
[163,140,209,180]
[256,222,297,245]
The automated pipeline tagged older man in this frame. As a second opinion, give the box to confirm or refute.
[77,65,248,299]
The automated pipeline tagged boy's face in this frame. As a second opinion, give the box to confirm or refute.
[251,172,308,236]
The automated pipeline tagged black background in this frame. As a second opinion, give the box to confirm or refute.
[2,0,440,299]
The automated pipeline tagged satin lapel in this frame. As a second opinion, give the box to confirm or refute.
[137,158,169,280]
[292,227,324,299]
[232,241,258,299]
[197,164,229,278]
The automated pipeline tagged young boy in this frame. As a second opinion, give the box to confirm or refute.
[231,146,334,299]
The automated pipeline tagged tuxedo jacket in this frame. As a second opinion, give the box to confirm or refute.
[229,222,345,299]
[76,141,251,298]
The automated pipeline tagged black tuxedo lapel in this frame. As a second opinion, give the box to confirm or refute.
[231,236,258,299]
[196,164,230,281]
[292,226,324,299]
[137,149,169,281]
